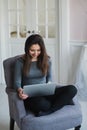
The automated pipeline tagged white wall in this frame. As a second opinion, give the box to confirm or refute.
[68,0,87,84]
[69,0,87,41]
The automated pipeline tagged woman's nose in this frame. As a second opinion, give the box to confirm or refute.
[34,51,38,55]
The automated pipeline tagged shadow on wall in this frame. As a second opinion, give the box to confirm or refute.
[0,123,9,130]
[0,122,19,130]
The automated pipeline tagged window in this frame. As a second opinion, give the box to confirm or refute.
[8,0,56,39]
[8,0,26,38]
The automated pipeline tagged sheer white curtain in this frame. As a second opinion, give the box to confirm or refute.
[75,45,87,100]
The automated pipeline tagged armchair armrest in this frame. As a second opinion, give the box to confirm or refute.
[7,90,26,126]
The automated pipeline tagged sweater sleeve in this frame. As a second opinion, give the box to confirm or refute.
[46,58,53,83]
[14,58,23,90]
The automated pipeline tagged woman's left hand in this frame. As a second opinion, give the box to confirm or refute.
[19,93,29,100]
[18,88,29,100]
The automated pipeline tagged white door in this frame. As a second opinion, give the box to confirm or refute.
[6,0,58,82]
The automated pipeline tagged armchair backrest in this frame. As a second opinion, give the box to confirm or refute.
[3,55,21,90]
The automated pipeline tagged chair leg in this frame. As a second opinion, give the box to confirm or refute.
[74,125,81,130]
[10,117,15,130]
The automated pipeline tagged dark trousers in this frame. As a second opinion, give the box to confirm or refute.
[24,85,77,114]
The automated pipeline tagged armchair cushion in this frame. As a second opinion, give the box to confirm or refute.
[21,98,82,130]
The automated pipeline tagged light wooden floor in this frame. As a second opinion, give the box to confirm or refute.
[0,84,87,130]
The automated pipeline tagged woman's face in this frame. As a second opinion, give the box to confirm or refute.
[29,44,41,60]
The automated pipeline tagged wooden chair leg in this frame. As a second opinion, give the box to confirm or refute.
[10,117,15,130]
[74,125,81,130]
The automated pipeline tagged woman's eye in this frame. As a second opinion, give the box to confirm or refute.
[37,50,41,52]
[30,50,35,52]
[30,50,41,52]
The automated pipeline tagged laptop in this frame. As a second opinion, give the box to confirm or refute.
[23,83,57,97]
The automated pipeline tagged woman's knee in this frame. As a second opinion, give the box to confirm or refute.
[67,85,77,97]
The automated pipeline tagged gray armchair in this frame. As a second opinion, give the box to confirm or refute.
[3,55,82,130]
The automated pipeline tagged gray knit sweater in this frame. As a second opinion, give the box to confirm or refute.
[14,57,52,90]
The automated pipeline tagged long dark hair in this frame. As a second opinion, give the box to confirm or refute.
[22,34,49,76]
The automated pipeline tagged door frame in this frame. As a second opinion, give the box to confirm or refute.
[57,0,70,84]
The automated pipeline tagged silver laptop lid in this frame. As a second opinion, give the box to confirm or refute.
[23,83,57,97]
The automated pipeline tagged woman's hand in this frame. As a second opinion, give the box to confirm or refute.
[17,88,29,100]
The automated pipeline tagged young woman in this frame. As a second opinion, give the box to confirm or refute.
[14,34,77,116]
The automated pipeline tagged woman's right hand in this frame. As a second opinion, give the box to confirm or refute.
[17,88,29,100]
